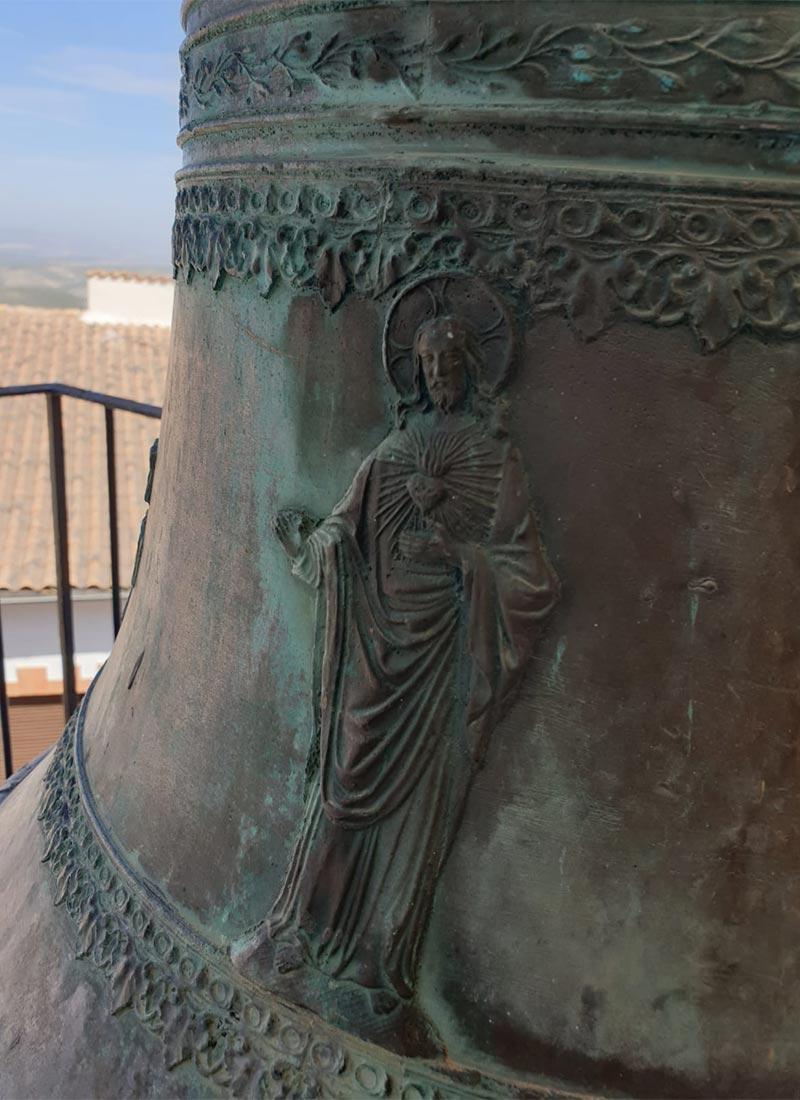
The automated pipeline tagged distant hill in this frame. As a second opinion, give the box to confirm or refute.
[0,262,171,310]
[0,264,86,309]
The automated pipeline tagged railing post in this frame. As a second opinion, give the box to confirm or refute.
[0,385,163,732]
[105,408,122,636]
[0,602,12,779]
[46,394,78,720]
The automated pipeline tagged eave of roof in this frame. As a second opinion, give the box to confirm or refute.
[86,269,173,285]
[0,305,169,592]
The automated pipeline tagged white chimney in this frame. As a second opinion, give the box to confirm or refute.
[83,270,174,327]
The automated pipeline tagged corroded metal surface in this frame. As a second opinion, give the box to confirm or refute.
[2,0,800,1097]
[35,690,586,1099]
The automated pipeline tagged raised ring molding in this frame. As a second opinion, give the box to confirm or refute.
[171,175,800,352]
[181,0,382,45]
[39,684,586,1100]
[175,105,800,154]
[173,160,800,198]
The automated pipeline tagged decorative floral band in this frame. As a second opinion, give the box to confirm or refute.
[38,686,581,1099]
[178,9,800,126]
[172,176,800,352]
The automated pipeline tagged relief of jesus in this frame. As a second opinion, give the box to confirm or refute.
[239,308,559,1033]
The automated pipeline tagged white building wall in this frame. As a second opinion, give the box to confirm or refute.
[84,274,173,327]
[1,591,125,687]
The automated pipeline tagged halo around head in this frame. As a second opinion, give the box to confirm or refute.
[383,275,514,403]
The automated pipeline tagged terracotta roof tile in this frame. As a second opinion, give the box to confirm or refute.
[86,270,172,285]
[0,305,168,591]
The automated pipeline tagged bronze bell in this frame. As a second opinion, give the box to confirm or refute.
[2,0,800,1097]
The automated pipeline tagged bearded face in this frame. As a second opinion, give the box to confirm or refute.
[415,321,470,413]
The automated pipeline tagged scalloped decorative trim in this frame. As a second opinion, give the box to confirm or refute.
[38,688,583,1099]
[172,175,800,352]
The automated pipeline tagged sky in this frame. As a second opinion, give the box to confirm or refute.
[0,0,182,271]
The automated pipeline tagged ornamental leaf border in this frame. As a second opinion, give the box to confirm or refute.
[171,177,800,352]
[178,15,800,122]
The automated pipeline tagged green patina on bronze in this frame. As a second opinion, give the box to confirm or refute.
[2,0,800,1097]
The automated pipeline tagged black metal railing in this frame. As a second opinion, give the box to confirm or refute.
[0,383,162,779]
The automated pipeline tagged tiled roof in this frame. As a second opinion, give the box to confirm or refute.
[86,270,172,285]
[0,305,168,591]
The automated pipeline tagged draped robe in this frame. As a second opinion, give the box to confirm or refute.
[267,411,558,999]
